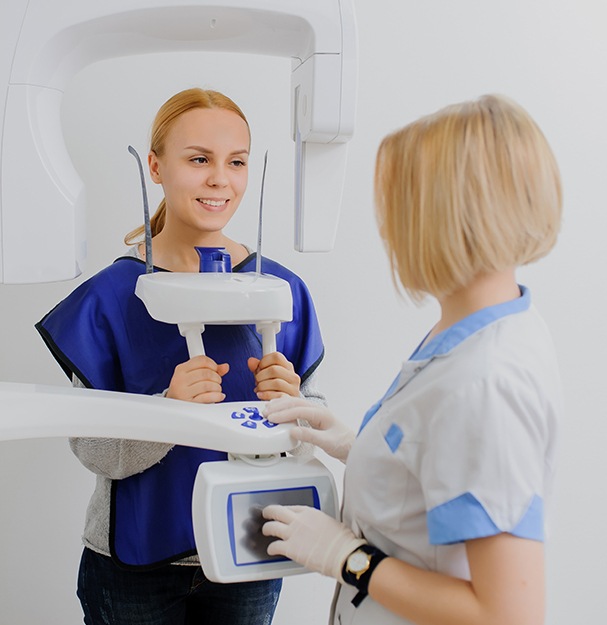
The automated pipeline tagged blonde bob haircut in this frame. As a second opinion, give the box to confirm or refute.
[374,94,562,302]
[125,88,250,245]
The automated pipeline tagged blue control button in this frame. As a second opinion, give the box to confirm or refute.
[262,420,279,428]
[243,406,261,415]
[241,421,257,429]
[231,411,246,420]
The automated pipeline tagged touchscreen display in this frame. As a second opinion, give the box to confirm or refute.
[227,487,319,566]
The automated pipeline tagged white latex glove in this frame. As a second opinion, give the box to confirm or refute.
[264,397,355,463]
[262,505,366,581]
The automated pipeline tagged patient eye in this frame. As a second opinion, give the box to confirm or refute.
[191,156,209,165]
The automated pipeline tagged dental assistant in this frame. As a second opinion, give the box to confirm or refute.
[262,94,563,625]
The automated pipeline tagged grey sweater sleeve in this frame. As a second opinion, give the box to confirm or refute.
[67,246,174,479]
[69,376,174,480]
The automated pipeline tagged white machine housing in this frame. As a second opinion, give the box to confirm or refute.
[193,456,338,582]
[0,0,358,284]
[0,380,341,583]
[135,271,293,357]
[0,0,355,585]
[0,384,296,456]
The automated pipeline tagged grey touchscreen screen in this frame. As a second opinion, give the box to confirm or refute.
[227,487,318,566]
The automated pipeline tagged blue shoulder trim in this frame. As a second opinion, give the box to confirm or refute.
[427,492,544,544]
[358,374,400,433]
[411,285,531,361]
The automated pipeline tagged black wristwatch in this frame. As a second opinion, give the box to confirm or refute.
[341,544,388,607]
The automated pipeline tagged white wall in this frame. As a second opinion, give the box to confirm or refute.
[1,0,606,623]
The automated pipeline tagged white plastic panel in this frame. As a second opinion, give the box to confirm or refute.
[135,272,293,325]
[9,0,344,88]
[295,141,348,252]
[193,456,338,582]
[1,85,85,282]
[0,381,298,455]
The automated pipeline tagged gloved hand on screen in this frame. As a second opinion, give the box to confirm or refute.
[262,505,366,581]
[263,397,355,463]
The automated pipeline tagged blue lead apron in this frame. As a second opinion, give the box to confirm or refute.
[36,253,324,569]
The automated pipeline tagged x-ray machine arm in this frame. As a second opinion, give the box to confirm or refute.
[0,0,357,284]
[0,0,357,585]
[0,0,357,451]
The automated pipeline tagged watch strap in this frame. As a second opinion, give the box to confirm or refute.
[341,544,388,607]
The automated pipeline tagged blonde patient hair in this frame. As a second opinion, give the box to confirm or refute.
[124,88,250,245]
[374,94,562,302]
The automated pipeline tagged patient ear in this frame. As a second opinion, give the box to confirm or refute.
[148,151,162,183]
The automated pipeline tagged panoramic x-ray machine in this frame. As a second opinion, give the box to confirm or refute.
[0,0,357,583]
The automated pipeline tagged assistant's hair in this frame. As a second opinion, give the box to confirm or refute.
[374,94,562,301]
[124,88,250,245]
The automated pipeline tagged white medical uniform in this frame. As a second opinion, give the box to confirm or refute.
[331,286,562,625]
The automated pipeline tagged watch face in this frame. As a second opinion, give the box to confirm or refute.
[348,550,370,573]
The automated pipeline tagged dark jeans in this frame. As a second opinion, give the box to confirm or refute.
[77,548,282,625]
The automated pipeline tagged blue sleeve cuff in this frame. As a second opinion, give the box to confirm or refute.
[427,492,544,544]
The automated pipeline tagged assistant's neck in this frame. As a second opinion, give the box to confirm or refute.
[427,268,520,341]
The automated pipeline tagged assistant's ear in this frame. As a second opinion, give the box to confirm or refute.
[148,151,162,184]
